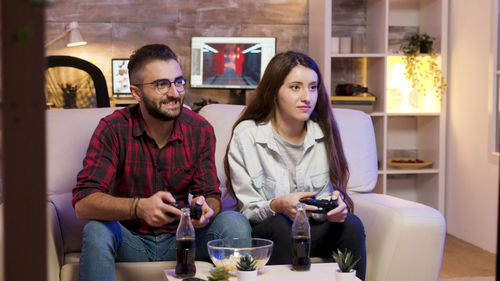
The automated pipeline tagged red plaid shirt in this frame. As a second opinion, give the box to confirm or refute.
[72,105,221,235]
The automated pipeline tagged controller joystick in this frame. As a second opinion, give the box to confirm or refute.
[170,203,202,220]
[299,197,339,214]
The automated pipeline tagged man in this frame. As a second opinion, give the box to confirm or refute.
[72,44,251,281]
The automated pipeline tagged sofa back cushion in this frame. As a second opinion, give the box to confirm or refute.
[46,107,120,253]
[198,104,377,201]
[46,107,120,196]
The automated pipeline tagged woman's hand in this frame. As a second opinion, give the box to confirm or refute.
[270,192,317,220]
[326,190,348,223]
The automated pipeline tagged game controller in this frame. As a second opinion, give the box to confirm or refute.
[171,203,202,220]
[299,197,339,214]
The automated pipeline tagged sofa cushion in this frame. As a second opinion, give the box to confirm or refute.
[46,107,120,196]
[48,192,87,253]
[333,108,378,193]
[60,260,214,281]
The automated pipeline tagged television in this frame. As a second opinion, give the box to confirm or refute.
[190,37,276,90]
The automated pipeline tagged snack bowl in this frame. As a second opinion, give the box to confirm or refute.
[207,238,273,272]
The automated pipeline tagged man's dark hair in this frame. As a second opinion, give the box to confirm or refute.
[128,44,178,84]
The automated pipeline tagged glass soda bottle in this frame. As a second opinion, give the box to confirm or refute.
[291,202,311,271]
[175,207,196,278]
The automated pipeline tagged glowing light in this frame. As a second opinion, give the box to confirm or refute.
[387,56,441,113]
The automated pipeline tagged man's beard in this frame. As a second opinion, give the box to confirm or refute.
[143,95,184,121]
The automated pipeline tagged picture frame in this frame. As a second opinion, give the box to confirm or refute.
[112,58,131,97]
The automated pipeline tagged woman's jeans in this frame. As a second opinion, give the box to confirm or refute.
[252,212,367,280]
[78,211,251,281]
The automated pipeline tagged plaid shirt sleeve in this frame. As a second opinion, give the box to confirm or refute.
[189,122,221,201]
[72,118,119,207]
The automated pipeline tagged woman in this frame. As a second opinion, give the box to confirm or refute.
[223,51,366,280]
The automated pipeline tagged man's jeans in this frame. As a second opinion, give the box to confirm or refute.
[78,211,251,281]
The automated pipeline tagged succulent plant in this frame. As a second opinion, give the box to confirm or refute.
[207,266,229,281]
[332,248,360,273]
[236,254,257,271]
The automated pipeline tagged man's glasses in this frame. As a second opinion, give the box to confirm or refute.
[133,77,187,95]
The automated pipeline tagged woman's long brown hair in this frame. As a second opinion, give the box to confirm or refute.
[223,51,353,212]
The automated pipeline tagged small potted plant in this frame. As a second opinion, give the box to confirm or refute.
[401,33,447,100]
[332,248,360,281]
[60,83,78,109]
[208,266,229,281]
[236,254,258,281]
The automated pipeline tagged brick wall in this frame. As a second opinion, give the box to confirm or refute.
[45,0,309,106]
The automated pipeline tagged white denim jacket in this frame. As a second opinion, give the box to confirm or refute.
[227,119,334,223]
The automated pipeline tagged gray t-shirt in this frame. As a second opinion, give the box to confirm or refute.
[272,128,305,193]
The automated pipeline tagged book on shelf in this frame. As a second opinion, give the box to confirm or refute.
[331,95,376,113]
[330,95,376,102]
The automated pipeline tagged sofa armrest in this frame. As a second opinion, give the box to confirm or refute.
[47,201,64,281]
[351,193,445,281]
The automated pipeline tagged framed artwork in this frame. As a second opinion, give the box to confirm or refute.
[112,59,131,96]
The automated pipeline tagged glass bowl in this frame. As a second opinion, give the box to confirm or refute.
[207,238,273,272]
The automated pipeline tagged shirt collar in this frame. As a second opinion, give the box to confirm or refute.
[131,104,183,143]
[254,119,324,151]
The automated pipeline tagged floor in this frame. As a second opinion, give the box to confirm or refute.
[439,234,496,280]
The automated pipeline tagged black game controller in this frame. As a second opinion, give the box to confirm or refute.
[299,197,339,214]
[171,203,202,220]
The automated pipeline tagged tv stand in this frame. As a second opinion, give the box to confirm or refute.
[229,89,246,105]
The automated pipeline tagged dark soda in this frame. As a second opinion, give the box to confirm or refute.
[291,235,311,271]
[175,238,196,278]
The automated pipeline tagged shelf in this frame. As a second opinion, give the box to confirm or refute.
[309,0,446,214]
[331,57,386,112]
[331,53,386,58]
[386,168,439,174]
[387,112,440,117]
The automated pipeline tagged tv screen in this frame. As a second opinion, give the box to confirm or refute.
[190,37,276,89]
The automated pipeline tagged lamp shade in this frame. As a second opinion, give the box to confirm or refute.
[66,21,87,47]
[45,21,87,48]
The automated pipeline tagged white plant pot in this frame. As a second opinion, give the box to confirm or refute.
[335,269,356,281]
[237,269,258,281]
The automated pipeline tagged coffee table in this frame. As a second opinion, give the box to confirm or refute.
[163,262,361,281]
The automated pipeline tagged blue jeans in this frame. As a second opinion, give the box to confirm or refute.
[78,211,251,281]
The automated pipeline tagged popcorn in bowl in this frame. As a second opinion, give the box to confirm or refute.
[207,238,273,273]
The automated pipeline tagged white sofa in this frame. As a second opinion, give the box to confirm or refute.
[0,104,445,281]
[199,104,446,281]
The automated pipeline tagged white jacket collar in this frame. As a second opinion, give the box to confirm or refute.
[254,119,324,152]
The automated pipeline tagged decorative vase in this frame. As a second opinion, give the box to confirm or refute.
[335,269,356,281]
[236,270,257,281]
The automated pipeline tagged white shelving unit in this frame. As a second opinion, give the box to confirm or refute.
[309,0,448,213]
[492,0,500,154]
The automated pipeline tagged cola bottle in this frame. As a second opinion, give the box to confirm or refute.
[291,202,311,271]
[175,207,196,278]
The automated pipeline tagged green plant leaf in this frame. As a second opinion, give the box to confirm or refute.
[332,248,360,273]
[236,254,257,271]
[208,267,229,281]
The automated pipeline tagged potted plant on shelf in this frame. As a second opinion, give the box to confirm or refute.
[332,248,360,281]
[208,266,229,281]
[401,33,447,100]
[236,254,258,281]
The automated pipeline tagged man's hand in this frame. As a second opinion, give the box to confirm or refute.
[270,192,317,220]
[326,191,348,223]
[136,191,181,227]
[190,196,214,228]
